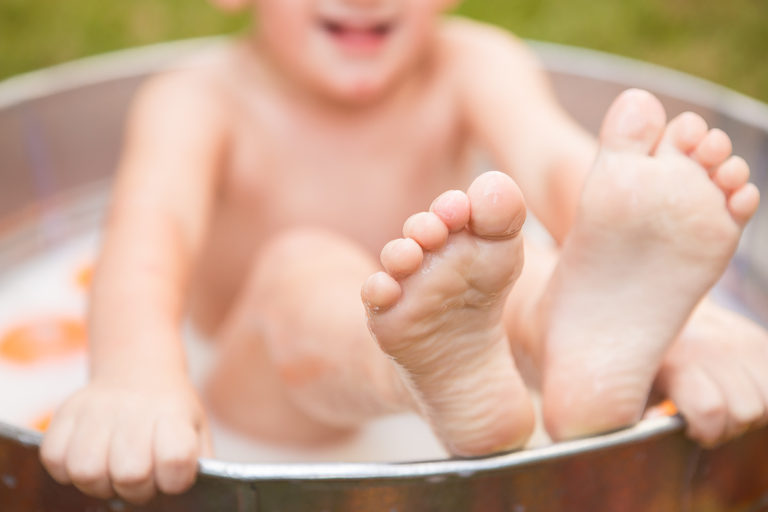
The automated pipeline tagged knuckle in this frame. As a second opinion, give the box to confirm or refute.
[113,481,157,505]
[732,401,764,427]
[111,464,152,487]
[157,441,198,473]
[39,444,63,470]
[67,459,106,485]
[689,425,723,448]
[688,395,727,423]
[158,472,196,496]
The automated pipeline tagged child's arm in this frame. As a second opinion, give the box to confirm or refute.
[451,20,597,243]
[40,70,229,504]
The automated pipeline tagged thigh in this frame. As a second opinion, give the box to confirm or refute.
[205,227,409,439]
[216,227,379,369]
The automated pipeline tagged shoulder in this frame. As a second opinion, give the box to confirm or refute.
[436,17,539,74]
[434,17,553,118]
[128,43,240,133]
[119,48,246,167]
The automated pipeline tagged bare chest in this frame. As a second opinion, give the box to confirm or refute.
[216,91,471,254]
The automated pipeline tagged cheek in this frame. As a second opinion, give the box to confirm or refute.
[259,9,316,65]
[398,7,440,54]
[257,1,313,46]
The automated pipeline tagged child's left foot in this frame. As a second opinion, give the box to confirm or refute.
[541,89,760,440]
[362,171,535,456]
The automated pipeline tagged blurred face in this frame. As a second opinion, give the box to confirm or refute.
[252,0,453,105]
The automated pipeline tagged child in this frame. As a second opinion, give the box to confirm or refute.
[40,0,765,505]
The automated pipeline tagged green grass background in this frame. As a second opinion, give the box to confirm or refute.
[1,0,767,102]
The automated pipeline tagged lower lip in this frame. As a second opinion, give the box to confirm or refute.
[323,26,392,56]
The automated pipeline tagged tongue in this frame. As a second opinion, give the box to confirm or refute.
[333,27,386,53]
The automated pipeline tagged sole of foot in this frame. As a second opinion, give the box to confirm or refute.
[362,171,535,456]
[541,89,760,440]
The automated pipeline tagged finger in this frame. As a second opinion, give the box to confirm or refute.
[666,366,727,447]
[65,413,115,499]
[740,342,768,426]
[740,361,768,427]
[40,409,77,485]
[706,362,764,441]
[109,416,157,504]
[153,416,199,495]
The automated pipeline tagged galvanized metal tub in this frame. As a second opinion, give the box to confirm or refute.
[0,39,767,512]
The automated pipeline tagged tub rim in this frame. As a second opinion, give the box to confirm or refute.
[2,37,768,132]
[1,416,681,481]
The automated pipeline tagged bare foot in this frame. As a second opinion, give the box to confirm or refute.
[362,171,535,456]
[541,89,760,440]
[655,299,768,446]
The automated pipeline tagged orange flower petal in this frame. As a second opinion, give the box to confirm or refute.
[0,317,87,363]
[74,263,94,291]
[31,410,54,432]
[657,399,678,417]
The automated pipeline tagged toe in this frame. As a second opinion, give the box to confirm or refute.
[692,128,733,170]
[380,238,423,278]
[713,156,750,193]
[362,271,401,312]
[403,212,450,251]
[728,182,760,227]
[654,111,708,156]
[599,89,667,154]
[430,189,471,232]
[466,171,526,239]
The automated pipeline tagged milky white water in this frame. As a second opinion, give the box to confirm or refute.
[0,233,93,431]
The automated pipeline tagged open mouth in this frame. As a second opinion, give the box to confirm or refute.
[319,18,396,54]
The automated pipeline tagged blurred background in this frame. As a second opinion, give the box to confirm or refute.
[0,0,767,102]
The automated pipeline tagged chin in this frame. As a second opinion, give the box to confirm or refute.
[334,82,388,105]
[321,69,404,107]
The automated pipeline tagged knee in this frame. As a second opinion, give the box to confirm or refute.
[256,227,370,276]
[258,227,340,266]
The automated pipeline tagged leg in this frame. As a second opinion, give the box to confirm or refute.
[537,89,760,440]
[363,171,535,456]
[204,228,413,446]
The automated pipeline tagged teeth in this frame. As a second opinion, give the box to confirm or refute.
[320,17,394,36]
[372,23,390,35]
[323,22,391,35]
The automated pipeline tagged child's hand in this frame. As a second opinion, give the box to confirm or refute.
[656,300,768,447]
[40,372,211,504]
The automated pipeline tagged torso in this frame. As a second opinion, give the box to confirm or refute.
[187,31,477,332]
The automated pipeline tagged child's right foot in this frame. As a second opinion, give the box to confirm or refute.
[362,171,535,456]
[541,89,760,440]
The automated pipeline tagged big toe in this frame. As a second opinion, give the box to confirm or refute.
[460,171,526,239]
[599,89,667,154]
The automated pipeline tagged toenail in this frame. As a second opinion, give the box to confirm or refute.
[614,100,650,137]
